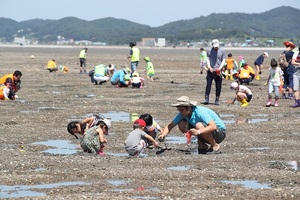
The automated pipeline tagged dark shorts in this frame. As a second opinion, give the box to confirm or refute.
[80,58,86,67]
[247,94,252,102]
[132,82,141,88]
[188,122,226,144]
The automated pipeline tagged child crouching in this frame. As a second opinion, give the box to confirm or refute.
[230,82,252,107]
[79,118,111,155]
[124,119,158,156]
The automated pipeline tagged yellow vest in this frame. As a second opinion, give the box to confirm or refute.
[131,47,140,62]
[47,60,56,69]
[79,49,86,59]
[0,74,13,85]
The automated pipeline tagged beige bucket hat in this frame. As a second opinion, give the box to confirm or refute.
[171,96,197,107]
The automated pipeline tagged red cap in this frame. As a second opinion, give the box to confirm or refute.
[133,119,146,127]
[283,41,295,48]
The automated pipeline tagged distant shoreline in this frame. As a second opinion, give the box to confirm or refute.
[0,44,283,51]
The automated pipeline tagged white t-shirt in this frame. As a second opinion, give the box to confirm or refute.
[3,87,10,99]
[238,85,252,95]
[268,67,282,86]
[292,51,300,61]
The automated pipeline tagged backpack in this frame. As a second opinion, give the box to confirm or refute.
[89,114,105,128]
[278,53,288,68]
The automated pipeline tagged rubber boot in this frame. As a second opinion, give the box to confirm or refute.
[199,131,219,152]
[241,99,249,107]
[230,75,234,80]
[266,98,272,107]
[282,93,287,99]
[204,95,209,105]
[214,97,220,105]
[97,144,105,156]
[226,75,229,80]
[288,93,294,99]
[293,99,300,108]
[274,99,279,107]
[255,75,260,80]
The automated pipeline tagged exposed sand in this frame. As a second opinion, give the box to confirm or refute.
[0,46,299,199]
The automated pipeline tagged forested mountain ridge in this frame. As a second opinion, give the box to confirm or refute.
[0,6,298,45]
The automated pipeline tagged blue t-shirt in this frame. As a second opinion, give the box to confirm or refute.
[172,106,226,130]
[111,70,126,84]
[254,55,264,65]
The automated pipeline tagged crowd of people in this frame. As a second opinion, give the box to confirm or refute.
[2,39,299,157]
[199,39,300,108]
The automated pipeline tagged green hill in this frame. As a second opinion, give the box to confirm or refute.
[0,6,299,45]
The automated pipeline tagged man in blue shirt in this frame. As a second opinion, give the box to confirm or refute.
[158,96,226,154]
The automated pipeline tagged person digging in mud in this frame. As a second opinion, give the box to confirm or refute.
[139,113,163,148]
[0,77,16,100]
[0,70,22,97]
[124,119,159,157]
[67,116,111,155]
[158,96,226,154]
[229,82,252,107]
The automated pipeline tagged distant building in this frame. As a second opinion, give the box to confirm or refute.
[156,38,166,47]
[14,36,26,45]
[141,37,166,47]
[266,40,274,47]
[74,40,92,46]
[141,38,155,47]
[93,42,107,46]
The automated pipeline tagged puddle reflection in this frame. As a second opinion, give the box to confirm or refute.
[68,112,139,123]
[164,136,187,144]
[110,187,159,193]
[32,140,78,155]
[248,147,270,151]
[167,166,190,171]
[132,196,158,200]
[0,181,88,198]
[220,113,285,125]
[20,110,38,114]
[106,152,148,158]
[38,107,64,111]
[221,180,271,189]
[101,111,130,122]
[287,161,300,170]
[15,99,26,103]
[105,152,129,157]
[108,180,128,186]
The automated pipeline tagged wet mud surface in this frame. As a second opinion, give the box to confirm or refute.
[0,46,299,199]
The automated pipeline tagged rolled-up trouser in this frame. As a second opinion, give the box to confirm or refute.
[130,61,139,73]
[268,83,280,97]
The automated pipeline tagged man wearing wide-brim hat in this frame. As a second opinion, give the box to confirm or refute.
[158,96,226,154]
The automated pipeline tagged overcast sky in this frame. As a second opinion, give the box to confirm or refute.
[0,0,299,27]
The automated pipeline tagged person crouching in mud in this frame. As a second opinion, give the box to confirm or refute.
[158,96,226,154]
[67,117,111,155]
